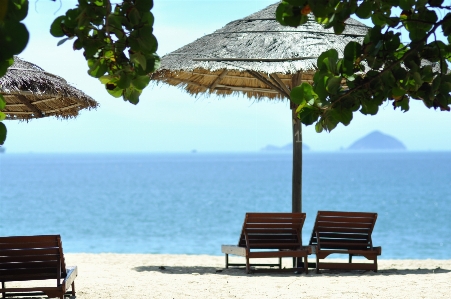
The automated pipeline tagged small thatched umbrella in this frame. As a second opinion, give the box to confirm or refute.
[151,2,369,212]
[1,57,98,120]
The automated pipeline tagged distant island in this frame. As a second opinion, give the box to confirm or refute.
[347,131,406,151]
[0,147,4,154]
[261,143,310,151]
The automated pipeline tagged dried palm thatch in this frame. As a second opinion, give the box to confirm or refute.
[1,56,98,120]
[151,3,369,101]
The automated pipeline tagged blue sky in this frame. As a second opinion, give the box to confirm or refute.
[3,0,451,153]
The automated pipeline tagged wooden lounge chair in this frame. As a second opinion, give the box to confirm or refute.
[309,211,382,273]
[221,212,311,274]
[0,235,77,299]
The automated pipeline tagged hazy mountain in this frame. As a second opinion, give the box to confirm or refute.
[347,131,406,150]
[261,143,310,151]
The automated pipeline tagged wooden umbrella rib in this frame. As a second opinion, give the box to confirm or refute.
[3,97,62,107]
[209,70,228,90]
[247,70,290,98]
[6,104,83,115]
[270,73,292,98]
[45,104,82,114]
[16,94,43,118]
[160,77,281,95]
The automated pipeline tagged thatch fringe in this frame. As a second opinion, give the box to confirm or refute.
[151,3,369,100]
[1,57,98,120]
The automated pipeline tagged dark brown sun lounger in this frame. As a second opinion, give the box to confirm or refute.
[309,211,382,273]
[221,212,311,274]
[0,235,77,299]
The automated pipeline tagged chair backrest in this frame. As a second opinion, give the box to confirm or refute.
[309,211,377,250]
[237,212,306,250]
[0,235,67,282]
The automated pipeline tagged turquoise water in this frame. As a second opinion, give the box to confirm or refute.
[1,152,450,259]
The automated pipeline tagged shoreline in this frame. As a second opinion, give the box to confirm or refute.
[9,253,451,298]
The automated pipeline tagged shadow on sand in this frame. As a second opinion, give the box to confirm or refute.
[133,265,451,276]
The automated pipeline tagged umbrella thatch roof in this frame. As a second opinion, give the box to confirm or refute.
[151,2,369,100]
[1,57,98,120]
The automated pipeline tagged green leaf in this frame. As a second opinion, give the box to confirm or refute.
[381,71,396,88]
[317,49,338,71]
[326,76,342,95]
[392,86,406,97]
[313,73,329,100]
[87,59,108,78]
[57,37,71,46]
[127,7,141,26]
[290,82,316,105]
[123,87,141,104]
[344,41,361,62]
[117,71,132,89]
[130,52,147,70]
[0,122,6,145]
[428,0,443,7]
[50,16,66,37]
[333,22,345,35]
[106,84,123,98]
[394,97,410,112]
[0,57,14,77]
[315,121,324,133]
[360,99,379,115]
[399,0,415,10]
[99,75,115,84]
[385,34,400,52]
[135,0,153,12]
[2,21,29,55]
[0,112,5,121]
[355,1,372,19]
[131,75,150,90]
[297,106,319,125]
[371,12,387,27]
[1,0,8,20]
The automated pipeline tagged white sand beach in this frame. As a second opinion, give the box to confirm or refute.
[10,253,449,299]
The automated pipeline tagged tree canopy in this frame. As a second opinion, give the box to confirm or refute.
[1,0,450,145]
[276,0,451,132]
[0,0,159,145]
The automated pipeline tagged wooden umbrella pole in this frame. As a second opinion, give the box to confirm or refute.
[291,72,303,213]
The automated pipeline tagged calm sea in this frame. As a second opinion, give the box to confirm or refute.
[1,152,450,259]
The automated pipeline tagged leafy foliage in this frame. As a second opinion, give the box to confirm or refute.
[50,0,160,104]
[0,0,159,145]
[0,0,29,145]
[277,0,451,132]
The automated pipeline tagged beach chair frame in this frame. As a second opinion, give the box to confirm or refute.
[221,212,311,274]
[309,211,382,273]
[0,235,77,299]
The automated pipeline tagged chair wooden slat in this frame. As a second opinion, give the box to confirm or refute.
[222,212,310,274]
[0,235,77,299]
[309,211,381,273]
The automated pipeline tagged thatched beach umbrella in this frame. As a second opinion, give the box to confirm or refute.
[1,57,98,120]
[151,3,369,212]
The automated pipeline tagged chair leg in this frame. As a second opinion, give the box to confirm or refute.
[349,254,353,263]
[374,257,378,272]
[316,254,320,273]
[71,282,76,296]
[1,281,5,299]
[304,256,308,274]
[246,257,250,274]
[225,254,229,269]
